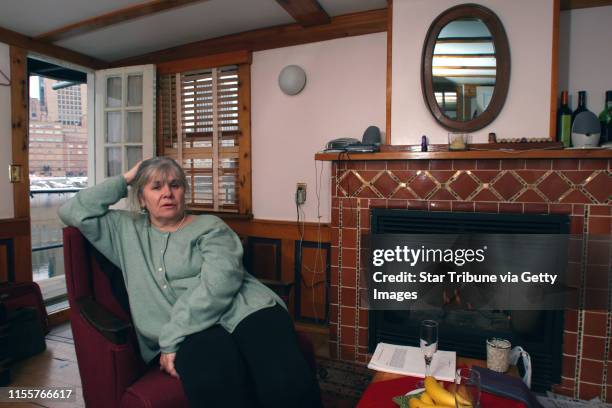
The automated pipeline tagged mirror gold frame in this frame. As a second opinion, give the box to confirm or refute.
[421,4,511,131]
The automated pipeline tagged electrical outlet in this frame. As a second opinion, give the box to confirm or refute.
[295,182,307,205]
[9,164,22,183]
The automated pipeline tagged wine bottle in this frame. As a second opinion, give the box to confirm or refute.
[598,90,612,145]
[557,91,573,147]
[571,91,587,125]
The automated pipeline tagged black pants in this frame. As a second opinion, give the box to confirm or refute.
[174,304,322,408]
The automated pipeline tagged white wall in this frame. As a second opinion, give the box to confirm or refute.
[392,0,554,144]
[251,33,387,222]
[559,6,612,115]
[0,42,14,219]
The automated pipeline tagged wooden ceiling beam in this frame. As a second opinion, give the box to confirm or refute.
[561,0,612,9]
[0,26,107,69]
[274,0,331,27]
[35,0,210,43]
[112,8,387,67]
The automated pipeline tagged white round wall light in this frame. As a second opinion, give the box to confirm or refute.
[278,65,307,95]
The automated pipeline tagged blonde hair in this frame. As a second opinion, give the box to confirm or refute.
[128,157,188,214]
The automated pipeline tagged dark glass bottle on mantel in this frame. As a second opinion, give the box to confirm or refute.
[598,90,612,145]
[571,91,587,125]
[557,91,572,147]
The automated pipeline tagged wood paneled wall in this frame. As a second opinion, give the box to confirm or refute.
[226,218,331,322]
[0,239,13,282]
[10,46,30,220]
[295,241,330,323]
[5,46,33,284]
[0,218,31,283]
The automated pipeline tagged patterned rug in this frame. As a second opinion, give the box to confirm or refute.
[316,357,373,405]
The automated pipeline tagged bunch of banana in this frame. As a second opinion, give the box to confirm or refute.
[407,376,472,408]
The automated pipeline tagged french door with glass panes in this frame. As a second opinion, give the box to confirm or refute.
[94,65,155,185]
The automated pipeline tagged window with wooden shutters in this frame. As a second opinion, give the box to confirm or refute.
[158,53,251,215]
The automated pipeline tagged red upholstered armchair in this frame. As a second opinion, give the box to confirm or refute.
[63,226,315,408]
[63,226,187,408]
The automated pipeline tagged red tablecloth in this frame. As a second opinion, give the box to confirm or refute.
[357,375,527,408]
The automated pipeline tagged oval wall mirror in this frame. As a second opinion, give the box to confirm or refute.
[421,4,510,131]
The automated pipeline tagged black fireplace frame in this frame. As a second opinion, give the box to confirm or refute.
[368,209,569,392]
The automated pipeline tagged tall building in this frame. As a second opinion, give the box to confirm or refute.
[57,85,83,126]
[29,77,88,177]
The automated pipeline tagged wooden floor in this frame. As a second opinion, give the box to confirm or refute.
[4,322,355,408]
[4,323,84,408]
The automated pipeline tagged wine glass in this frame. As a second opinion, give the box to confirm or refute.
[420,320,438,377]
[454,368,481,408]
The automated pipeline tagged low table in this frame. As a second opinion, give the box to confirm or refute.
[358,357,524,408]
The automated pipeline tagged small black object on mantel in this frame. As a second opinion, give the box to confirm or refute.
[489,132,497,143]
[421,135,428,152]
[362,126,381,145]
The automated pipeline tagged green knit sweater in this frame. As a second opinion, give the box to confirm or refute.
[58,175,283,363]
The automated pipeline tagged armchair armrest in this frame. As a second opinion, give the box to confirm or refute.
[77,297,132,345]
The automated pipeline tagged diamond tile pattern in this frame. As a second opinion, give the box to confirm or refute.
[516,189,546,203]
[335,165,611,204]
[472,188,501,202]
[338,171,363,197]
[472,171,498,183]
[538,172,572,202]
[584,172,612,203]
[560,190,592,204]
[408,172,437,199]
[356,186,379,198]
[430,189,456,201]
[449,172,479,200]
[391,187,417,200]
[562,171,594,185]
[429,171,455,184]
[371,171,399,198]
[492,172,524,201]
[392,170,417,182]
[516,170,547,185]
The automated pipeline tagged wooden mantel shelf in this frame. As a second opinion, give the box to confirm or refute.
[315,148,612,161]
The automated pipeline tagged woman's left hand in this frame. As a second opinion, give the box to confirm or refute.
[160,352,179,378]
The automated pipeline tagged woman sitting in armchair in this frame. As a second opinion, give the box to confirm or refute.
[59,157,322,408]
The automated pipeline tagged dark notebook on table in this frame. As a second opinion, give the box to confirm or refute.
[472,366,543,408]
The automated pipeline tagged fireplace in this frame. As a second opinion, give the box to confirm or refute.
[367,208,569,391]
[323,155,612,401]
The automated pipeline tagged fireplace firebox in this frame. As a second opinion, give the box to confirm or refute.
[368,209,569,391]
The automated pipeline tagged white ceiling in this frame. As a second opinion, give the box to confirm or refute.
[0,0,387,62]
[318,0,386,17]
[56,0,294,61]
[0,0,146,37]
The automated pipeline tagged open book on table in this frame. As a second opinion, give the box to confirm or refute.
[367,342,456,382]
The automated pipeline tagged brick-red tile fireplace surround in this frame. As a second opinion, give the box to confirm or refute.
[326,155,612,401]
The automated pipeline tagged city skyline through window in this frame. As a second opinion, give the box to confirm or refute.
[29,76,88,178]
[29,73,89,307]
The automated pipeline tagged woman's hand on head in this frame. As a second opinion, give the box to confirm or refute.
[160,352,179,378]
[123,160,143,185]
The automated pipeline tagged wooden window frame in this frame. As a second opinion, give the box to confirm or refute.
[157,51,252,217]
